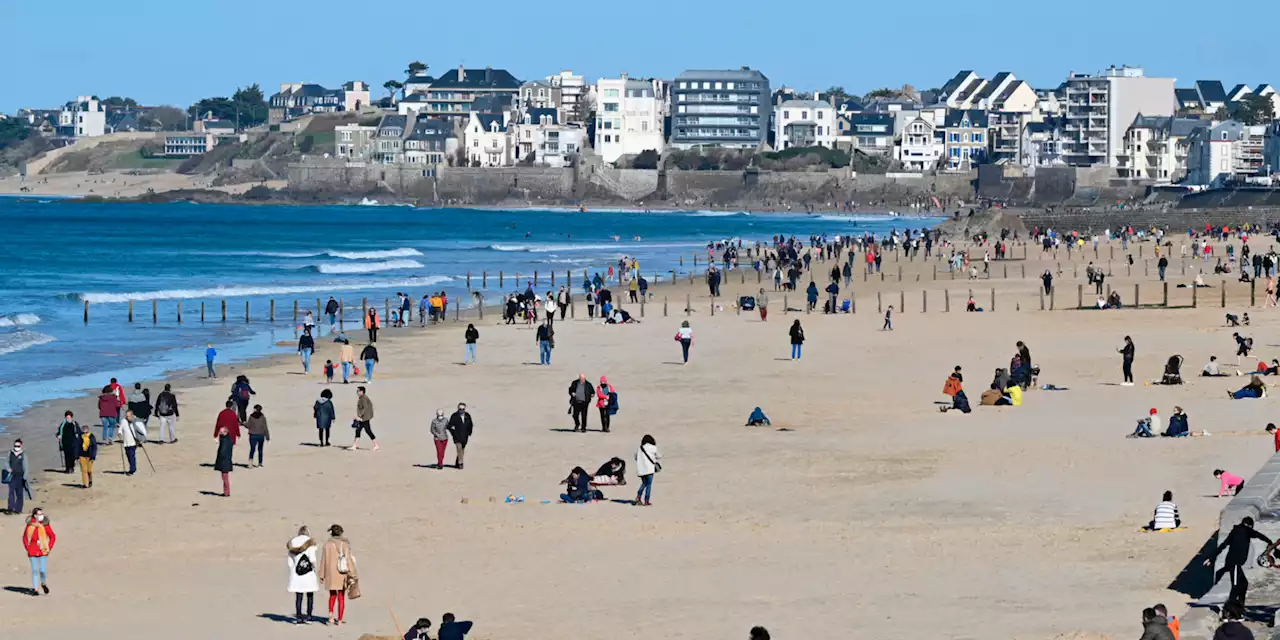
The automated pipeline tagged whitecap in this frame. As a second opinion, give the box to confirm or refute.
[313,259,423,274]
[71,275,453,304]
[326,248,424,260]
[0,313,41,328]
[0,330,55,356]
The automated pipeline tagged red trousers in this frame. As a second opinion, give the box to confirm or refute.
[434,439,448,467]
[328,590,345,621]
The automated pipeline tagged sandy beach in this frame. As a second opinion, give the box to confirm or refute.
[1,238,1275,639]
[0,172,284,198]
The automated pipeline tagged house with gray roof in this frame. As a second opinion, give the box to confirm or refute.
[373,114,410,164]
[942,109,989,170]
[417,66,521,123]
[670,67,771,150]
[834,112,894,156]
[1116,114,1206,182]
[1187,119,1267,187]
[774,98,835,150]
[403,117,453,167]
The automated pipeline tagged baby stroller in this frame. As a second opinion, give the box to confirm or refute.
[739,296,756,311]
[1161,355,1184,385]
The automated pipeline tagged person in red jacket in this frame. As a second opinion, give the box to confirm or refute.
[215,400,242,444]
[1269,423,1280,453]
[22,507,55,596]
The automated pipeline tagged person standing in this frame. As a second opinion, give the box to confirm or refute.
[127,383,152,430]
[430,409,450,469]
[633,434,661,506]
[789,320,805,360]
[596,376,616,433]
[154,383,180,444]
[231,375,256,423]
[298,329,315,374]
[351,387,378,451]
[757,288,769,322]
[536,321,554,366]
[214,426,234,497]
[446,403,473,470]
[245,405,270,467]
[805,281,819,312]
[586,287,597,319]
[557,287,570,320]
[676,320,693,364]
[325,297,340,329]
[464,324,479,364]
[1204,516,1273,608]
[22,507,54,596]
[206,343,217,378]
[318,524,356,626]
[215,400,242,447]
[1120,335,1136,386]
[314,389,335,447]
[360,343,379,383]
[56,411,79,474]
[339,340,355,384]
[120,410,142,475]
[364,309,380,343]
[568,373,594,432]
[98,385,121,445]
[287,526,320,625]
[5,440,29,514]
[76,424,97,488]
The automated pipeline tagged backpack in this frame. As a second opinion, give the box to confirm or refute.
[295,553,314,576]
[942,376,962,397]
[337,547,349,574]
[607,391,619,415]
[238,386,251,401]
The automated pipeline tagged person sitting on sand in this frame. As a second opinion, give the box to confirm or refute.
[1146,490,1181,530]
[592,458,627,485]
[1203,356,1229,377]
[745,407,771,426]
[1131,408,1159,438]
[1106,290,1122,309]
[1164,407,1190,437]
[1004,382,1023,406]
[404,617,433,640]
[980,382,1010,406]
[1257,359,1280,376]
[560,467,598,503]
[1215,469,1245,497]
[1229,375,1266,399]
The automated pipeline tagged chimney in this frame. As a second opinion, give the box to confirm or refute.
[814,90,822,103]
[486,66,492,83]
[459,65,466,82]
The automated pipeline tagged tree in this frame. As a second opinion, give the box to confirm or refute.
[187,83,268,129]
[0,119,32,151]
[101,96,138,109]
[865,88,897,100]
[1230,94,1276,126]
[825,86,851,104]
[383,80,403,105]
[632,149,660,170]
[141,106,188,131]
[405,61,428,77]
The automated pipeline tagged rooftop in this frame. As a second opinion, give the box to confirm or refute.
[675,68,769,83]
[431,67,520,90]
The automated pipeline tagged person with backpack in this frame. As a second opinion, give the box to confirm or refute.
[298,329,315,374]
[97,385,121,445]
[313,389,336,447]
[596,376,617,433]
[154,384,180,444]
[56,411,80,474]
[287,525,320,625]
[634,434,661,506]
[231,375,256,423]
[127,382,152,428]
[76,423,97,488]
[789,320,805,360]
[318,524,357,626]
[359,343,379,383]
[325,297,340,329]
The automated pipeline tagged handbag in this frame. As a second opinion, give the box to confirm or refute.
[1,469,9,484]
[641,446,662,473]
[295,553,314,576]
[344,575,362,599]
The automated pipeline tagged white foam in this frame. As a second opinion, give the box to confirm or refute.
[0,330,55,356]
[326,248,424,260]
[193,247,424,260]
[74,275,452,304]
[489,242,700,253]
[315,259,423,274]
[0,313,41,328]
[690,210,750,217]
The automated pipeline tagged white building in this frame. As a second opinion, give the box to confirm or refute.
[895,115,943,171]
[1062,65,1175,167]
[1021,118,1067,172]
[1187,120,1267,187]
[342,81,370,112]
[58,96,105,138]
[545,70,586,122]
[774,97,835,150]
[464,112,512,167]
[335,124,378,161]
[511,109,584,168]
[1115,115,1203,182]
[594,76,665,164]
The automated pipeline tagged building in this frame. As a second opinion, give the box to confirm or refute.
[895,115,943,171]
[670,67,771,150]
[1061,65,1175,167]
[835,113,894,155]
[938,71,986,110]
[373,114,409,164]
[545,70,587,123]
[57,96,105,138]
[341,81,370,112]
[335,124,378,161]
[988,111,1025,164]
[968,72,1037,113]
[1227,84,1253,103]
[1264,122,1280,181]
[398,94,432,116]
[518,81,560,111]
[774,96,835,150]
[1115,115,1204,182]
[594,76,665,164]
[268,83,348,123]
[164,132,218,156]
[464,112,512,167]
[511,109,584,168]
[403,73,435,97]
[403,117,453,166]
[1186,120,1268,187]
[1021,118,1067,171]
[415,66,521,123]
[942,109,989,170]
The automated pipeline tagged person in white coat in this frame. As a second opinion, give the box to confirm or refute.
[287,526,320,624]
[634,434,662,506]
[120,410,144,476]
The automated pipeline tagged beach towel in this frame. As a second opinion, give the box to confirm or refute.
[746,407,771,426]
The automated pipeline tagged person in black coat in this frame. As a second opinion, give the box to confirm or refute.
[298,330,315,374]
[57,411,80,473]
[567,374,594,432]
[789,320,805,360]
[446,403,473,470]
[214,427,234,497]
[1204,516,1274,608]
[560,466,593,503]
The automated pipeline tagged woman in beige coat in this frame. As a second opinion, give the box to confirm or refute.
[316,524,357,626]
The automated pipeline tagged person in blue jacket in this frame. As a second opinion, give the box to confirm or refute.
[1163,406,1190,437]
[205,343,217,378]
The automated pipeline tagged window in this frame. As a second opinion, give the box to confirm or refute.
[641,121,649,132]
[750,106,758,114]
[603,134,612,143]
[702,82,710,89]
[950,148,961,158]
[949,133,960,143]
[1221,158,1228,171]
[801,111,808,120]
[783,110,790,119]
[341,131,352,141]
[679,82,687,89]
[604,102,619,112]
[726,82,735,90]
[817,111,825,120]
[1221,131,1229,140]
[973,132,984,143]
[604,89,619,98]
[714,82,722,90]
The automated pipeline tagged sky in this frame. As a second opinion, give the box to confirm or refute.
[3,0,1278,113]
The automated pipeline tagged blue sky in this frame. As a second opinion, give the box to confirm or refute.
[3,0,1277,112]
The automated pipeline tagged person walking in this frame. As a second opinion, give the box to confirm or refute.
[325,297,340,329]
[22,507,54,596]
[757,288,769,322]
[596,376,616,433]
[318,524,356,626]
[359,343,379,383]
[586,287,597,319]
[287,526,320,625]
[536,321,554,365]
[215,399,242,446]
[544,294,558,327]
[127,383,152,430]
[205,343,217,378]
[298,329,315,374]
[313,389,335,447]
[557,286,570,320]
[633,434,661,506]
[1204,516,1273,608]
[364,308,380,343]
[214,426,234,496]
[676,320,693,364]
[430,409,450,469]
[231,375,256,423]
[245,405,270,467]
[1120,335,1136,386]
[339,340,355,384]
[806,280,819,312]
[789,319,805,360]
[98,385,121,445]
[5,440,30,514]
[464,324,479,364]
[446,403,473,470]
[154,383,180,444]
[568,373,594,432]
[76,423,97,488]
[56,411,79,474]
[883,305,894,331]
[120,410,143,475]
[351,386,378,451]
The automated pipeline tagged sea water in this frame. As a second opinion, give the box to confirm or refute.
[0,198,937,420]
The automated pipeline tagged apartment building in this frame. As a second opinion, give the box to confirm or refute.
[416,66,520,123]
[57,96,105,138]
[1061,65,1175,167]
[1021,118,1067,171]
[670,67,771,150]
[1115,115,1203,182]
[774,97,834,150]
[1187,120,1267,187]
[594,75,665,164]
[403,118,453,166]
[1265,122,1280,180]
[373,114,409,164]
[895,115,943,171]
[988,111,1024,164]
[545,70,586,122]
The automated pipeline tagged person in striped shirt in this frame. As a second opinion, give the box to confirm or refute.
[1147,491,1181,531]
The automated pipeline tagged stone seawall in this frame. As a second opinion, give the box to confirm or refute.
[1018,208,1280,232]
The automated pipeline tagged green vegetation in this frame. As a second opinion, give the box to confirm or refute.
[0,119,33,151]
[631,149,660,170]
[760,146,850,169]
[665,148,753,171]
[187,84,268,128]
[109,149,184,170]
[101,96,139,109]
[405,61,428,77]
[1230,94,1276,126]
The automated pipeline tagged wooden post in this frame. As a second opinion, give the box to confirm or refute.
[84,300,89,324]
[339,298,344,329]
[1110,246,1114,260]
[483,272,487,288]
[177,301,182,323]
[361,298,367,322]
[851,292,856,314]
[201,301,205,322]
[128,300,134,323]
[1003,264,1007,279]
[221,300,226,322]
[1221,281,1226,308]
[991,288,996,311]
[245,300,250,323]
[479,298,484,320]
[897,265,903,281]
[899,290,904,311]
[663,297,668,317]
[1039,287,1044,310]
[642,299,647,317]
[316,298,322,323]
[877,291,882,313]
[1050,286,1055,310]
[293,300,298,323]
[784,294,789,314]
[686,294,691,316]
[1135,284,1140,307]
[1251,280,1257,306]
[455,302,460,322]
[1020,264,1025,278]
[467,272,472,289]
[551,271,555,286]
[152,299,157,324]
[1144,260,1149,277]
[944,290,950,312]
[933,265,937,280]
[1163,282,1169,307]
[270,300,275,323]
[534,271,538,287]
[1192,284,1198,308]
[922,290,927,313]
[569,298,574,318]
[711,298,715,316]
[499,271,504,288]
[384,298,390,325]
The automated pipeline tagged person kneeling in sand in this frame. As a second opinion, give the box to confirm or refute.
[560,467,602,503]
[592,458,627,485]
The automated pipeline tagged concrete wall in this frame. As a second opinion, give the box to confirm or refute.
[1019,207,1280,232]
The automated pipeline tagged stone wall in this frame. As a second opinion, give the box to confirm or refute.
[1019,207,1280,232]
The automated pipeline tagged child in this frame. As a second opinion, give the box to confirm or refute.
[1268,423,1280,453]
[883,305,893,331]
[1215,469,1245,497]
[323,360,335,384]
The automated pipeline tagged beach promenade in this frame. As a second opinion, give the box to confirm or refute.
[1,236,1278,639]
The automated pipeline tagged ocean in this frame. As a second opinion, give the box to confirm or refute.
[0,199,937,422]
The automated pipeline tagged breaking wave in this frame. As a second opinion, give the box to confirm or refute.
[65,276,453,304]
